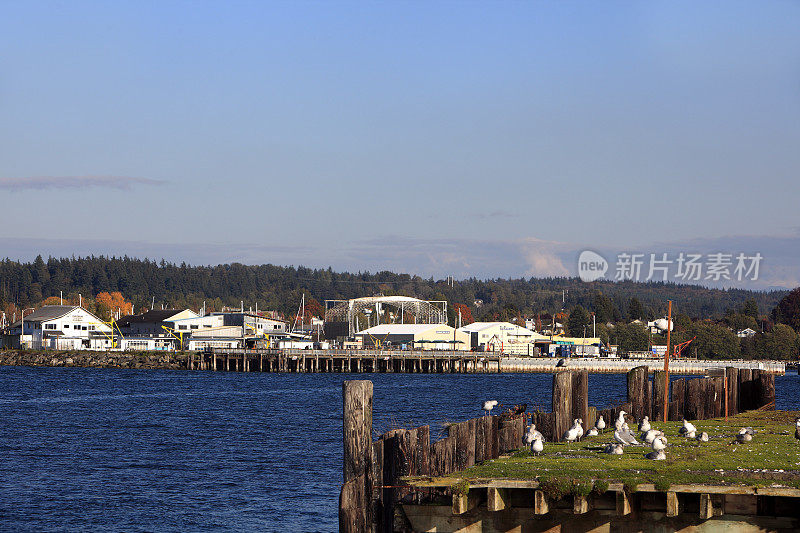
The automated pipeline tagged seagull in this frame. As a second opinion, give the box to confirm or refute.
[645,449,666,460]
[651,435,667,452]
[524,424,543,445]
[563,419,582,442]
[695,432,709,442]
[615,411,627,431]
[643,429,664,445]
[638,416,651,433]
[679,419,696,436]
[575,419,585,441]
[596,415,606,433]
[614,428,639,446]
[531,438,544,456]
[795,417,800,441]
[586,427,599,437]
[735,428,752,444]
[483,400,498,416]
[603,443,624,455]
[743,427,756,436]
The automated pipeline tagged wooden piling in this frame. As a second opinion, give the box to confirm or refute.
[652,370,667,421]
[726,367,739,416]
[552,371,573,442]
[738,368,753,411]
[627,366,649,422]
[685,377,705,420]
[340,380,374,533]
[572,370,589,432]
[669,377,685,421]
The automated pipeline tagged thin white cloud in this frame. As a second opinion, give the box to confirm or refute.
[0,175,165,192]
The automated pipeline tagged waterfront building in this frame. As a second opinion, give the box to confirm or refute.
[3,305,113,350]
[354,323,470,350]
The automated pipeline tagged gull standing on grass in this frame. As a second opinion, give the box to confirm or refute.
[615,411,627,432]
[563,419,582,442]
[531,438,544,456]
[638,416,651,433]
[794,417,800,441]
[595,415,606,434]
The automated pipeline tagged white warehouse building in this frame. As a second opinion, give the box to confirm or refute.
[458,322,540,352]
[5,305,114,350]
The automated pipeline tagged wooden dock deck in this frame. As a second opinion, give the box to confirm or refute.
[193,349,785,374]
[194,348,502,373]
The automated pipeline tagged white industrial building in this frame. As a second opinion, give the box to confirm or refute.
[355,324,470,350]
[458,322,541,352]
[5,305,114,350]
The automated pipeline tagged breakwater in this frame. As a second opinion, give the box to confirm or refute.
[0,350,190,370]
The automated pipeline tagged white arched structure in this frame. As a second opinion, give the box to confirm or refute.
[325,295,447,336]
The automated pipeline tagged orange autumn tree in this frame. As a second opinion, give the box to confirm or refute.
[95,292,133,320]
[452,303,474,326]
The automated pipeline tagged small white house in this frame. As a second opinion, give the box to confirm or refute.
[6,305,113,350]
[737,328,757,338]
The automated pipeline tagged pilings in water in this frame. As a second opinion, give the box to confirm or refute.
[340,380,374,533]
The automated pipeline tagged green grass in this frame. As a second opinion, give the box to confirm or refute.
[457,410,800,491]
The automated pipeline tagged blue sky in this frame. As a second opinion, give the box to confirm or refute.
[2,1,799,288]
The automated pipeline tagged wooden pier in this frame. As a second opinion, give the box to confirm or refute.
[193,349,785,375]
[193,349,501,373]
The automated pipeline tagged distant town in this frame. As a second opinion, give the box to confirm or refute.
[2,287,798,362]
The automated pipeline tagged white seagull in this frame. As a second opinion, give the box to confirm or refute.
[595,415,606,433]
[575,418,585,441]
[645,449,666,460]
[638,416,651,433]
[563,419,582,442]
[643,429,664,445]
[531,438,544,456]
[695,432,709,443]
[483,400,498,416]
[795,417,800,441]
[678,419,696,436]
[651,435,667,452]
[524,424,543,445]
[615,411,627,431]
[586,427,599,437]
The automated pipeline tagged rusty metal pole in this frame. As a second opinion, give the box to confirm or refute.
[662,300,672,422]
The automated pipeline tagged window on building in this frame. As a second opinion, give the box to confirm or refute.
[190,325,199,330]
[45,323,57,330]
[64,324,69,328]
[179,325,187,330]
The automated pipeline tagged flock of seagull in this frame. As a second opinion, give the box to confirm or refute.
[483,401,800,461]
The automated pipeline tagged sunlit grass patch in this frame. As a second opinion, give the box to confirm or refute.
[458,410,800,490]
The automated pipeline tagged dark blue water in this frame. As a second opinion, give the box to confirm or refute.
[1,367,798,532]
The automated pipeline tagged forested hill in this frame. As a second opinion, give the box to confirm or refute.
[0,256,790,321]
